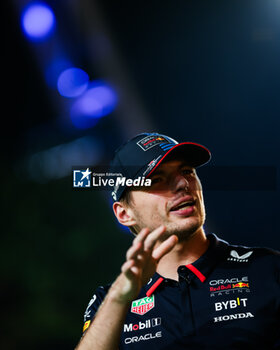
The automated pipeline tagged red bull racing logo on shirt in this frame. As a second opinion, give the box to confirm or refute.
[209,276,250,297]
[131,295,155,315]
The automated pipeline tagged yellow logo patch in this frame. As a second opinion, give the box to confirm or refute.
[83,320,91,332]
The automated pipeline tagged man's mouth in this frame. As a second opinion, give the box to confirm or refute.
[170,199,196,212]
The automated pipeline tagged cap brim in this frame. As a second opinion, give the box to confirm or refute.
[146,142,211,178]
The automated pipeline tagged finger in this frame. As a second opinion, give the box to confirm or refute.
[126,241,143,260]
[152,235,178,261]
[126,228,150,260]
[144,225,166,251]
[121,259,134,273]
[121,259,141,279]
[132,227,150,246]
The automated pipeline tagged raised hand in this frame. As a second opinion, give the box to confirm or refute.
[76,226,178,350]
[111,225,178,303]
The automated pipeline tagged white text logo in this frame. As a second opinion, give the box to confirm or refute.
[214,312,254,323]
[215,298,247,311]
[228,250,253,262]
[209,276,248,286]
[124,331,162,344]
[124,318,161,332]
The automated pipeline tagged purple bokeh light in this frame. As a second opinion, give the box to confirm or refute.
[21,2,55,41]
[57,68,89,98]
[70,81,118,129]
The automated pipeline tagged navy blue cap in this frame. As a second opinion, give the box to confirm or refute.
[110,132,211,201]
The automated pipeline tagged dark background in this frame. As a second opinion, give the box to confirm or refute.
[3,0,280,348]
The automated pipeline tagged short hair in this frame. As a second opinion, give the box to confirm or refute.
[119,188,133,206]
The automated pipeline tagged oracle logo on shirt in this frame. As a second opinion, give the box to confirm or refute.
[209,276,248,286]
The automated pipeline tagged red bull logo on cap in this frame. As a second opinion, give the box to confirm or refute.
[137,135,175,151]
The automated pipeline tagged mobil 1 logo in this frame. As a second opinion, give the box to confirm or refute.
[124,318,161,333]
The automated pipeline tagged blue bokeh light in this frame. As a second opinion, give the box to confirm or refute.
[70,81,118,129]
[45,58,73,88]
[57,68,89,98]
[21,2,55,41]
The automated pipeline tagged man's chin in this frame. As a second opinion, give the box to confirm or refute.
[167,218,203,240]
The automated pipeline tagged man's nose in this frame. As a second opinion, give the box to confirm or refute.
[171,174,189,193]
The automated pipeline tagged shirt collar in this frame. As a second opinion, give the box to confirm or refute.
[145,233,229,297]
[190,233,229,279]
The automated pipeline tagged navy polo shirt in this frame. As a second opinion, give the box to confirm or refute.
[82,234,280,349]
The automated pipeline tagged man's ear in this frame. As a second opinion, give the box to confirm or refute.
[112,201,137,227]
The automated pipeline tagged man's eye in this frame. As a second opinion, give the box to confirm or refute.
[182,169,193,175]
[151,177,162,185]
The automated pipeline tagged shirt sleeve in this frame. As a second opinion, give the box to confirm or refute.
[82,284,110,333]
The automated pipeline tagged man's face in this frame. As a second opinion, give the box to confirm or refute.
[128,158,206,241]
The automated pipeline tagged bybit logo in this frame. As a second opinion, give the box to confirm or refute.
[214,298,248,311]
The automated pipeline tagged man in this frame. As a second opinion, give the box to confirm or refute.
[76,132,280,350]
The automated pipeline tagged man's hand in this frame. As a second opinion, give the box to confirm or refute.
[111,225,178,303]
[76,225,177,350]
